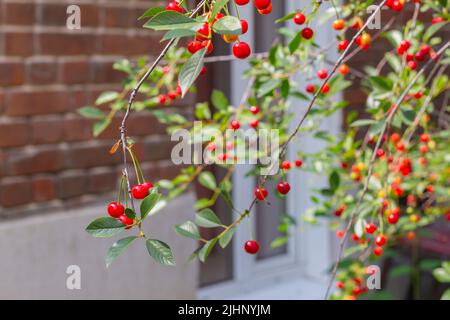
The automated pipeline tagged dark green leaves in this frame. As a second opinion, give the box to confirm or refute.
[86,217,126,238]
[105,236,138,267]
[139,7,164,20]
[198,239,217,262]
[78,106,104,119]
[195,208,223,228]
[179,48,206,97]
[140,189,162,220]
[144,11,202,30]
[211,89,229,110]
[146,239,176,266]
[368,76,393,91]
[329,170,340,192]
[212,16,242,35]
[175,221,201,240]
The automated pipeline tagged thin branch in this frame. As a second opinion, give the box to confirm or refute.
[324,40,449,300]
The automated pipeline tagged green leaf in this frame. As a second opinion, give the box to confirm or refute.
[198,171,217,190]
[175,221,201,240]
[211,89,229,110]
[78,106,104,119]
[162,28,197,41]
[93,118,111,137]
[145,239,175,266]
[219,227,235,248]
[350,119,378,127]
[140,189,162,220]
[419,259,441,271]
[212,16,242,35]
[195,102,211,120]
[195,208,222,228]
[271,236,288,249]
[95,91,119,105]
[105,236,138,267]
[389,265,412,278]
[210,0,229,23]
[85,217,126,238]
[257,79,281,97]
[275,12,296,23]
[124,208,135,219]
[423,22,446,43]
[198,239,217,262]
[139,7,164,20]
[369,76,393,91]
[433,268,450,283]
[289,32,302,53]
[179,48,206,97]
[441,288,450,300]
[144,10,202,30]
[329,170,340,192]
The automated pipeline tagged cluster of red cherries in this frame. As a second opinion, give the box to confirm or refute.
[396,39,438,70]
[106,181,153,227]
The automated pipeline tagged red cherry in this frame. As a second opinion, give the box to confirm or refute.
[281,161,291,170]
[293,12,306,25]
[365,223,377,234]
[254,187,268,201]
[158,94,167,104]
[132,185,148,199]
[142,181,153,192]
[432,16,444,24]
[419,145,428,154]
[375,234,387,246]
[426,185,434,193]
[200,66,207,75]
[388,212,399,224]
[336,230,344,238]
[235,0,250,5]
[118,214,134,227]
[373,246,383,256]
[336,281,344,289]
[244,240,260,254]
[249,119,259,128]
[277,181,291,195]
[107,202,125,218]
[254,0,271,10]
[376,149,385,158]
[351,233,360,241]
[187,40,202,54]
[230,120,240,130]
[196,23,211,40]
[306,84,316,93]
[407,60,418,70]
[414,91,423,99]
[168,91,177,100]
[419,133,430,142]
[295,159,303,167]
[240,19,249,34]
[400,40,411,51]
[301,27,314,40]
[338,40,349,51]
[420,45,431,55]
[396,141,405,152]
[232,42,251,59]
[317,69,328,79]
[250,105,260,114]
[202,40,214,54]
[321,83,330,94]
[166,1,183,13]
[339,64,350,75]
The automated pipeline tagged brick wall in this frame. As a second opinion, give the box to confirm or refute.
[0,0,186,218]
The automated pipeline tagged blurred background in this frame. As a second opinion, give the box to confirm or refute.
[0,0,448,299]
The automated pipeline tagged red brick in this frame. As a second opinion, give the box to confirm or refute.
[4,2,35,25]
[38,32,95,55]
[67,142,121,169]
[102,6,131,28]
[3,32,34,56]
[30,118,65,144]
[89,60,125,83]
[59,60,90,84]
[67,88,92,112]
[141,137,174,162]
[63,117,95,141]
[5,147,65,175]
[32,175,56,202]
[26,60,58,84]
[57,170,88,199]
[0,60,25,86]
[98,33,163,55]
[0,177,33,207]
[87,168,119,194]
[0,119,29,148]
[5,89,68,116]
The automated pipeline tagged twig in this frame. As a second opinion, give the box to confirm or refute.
[323,40,449,299]
[118,0,209,212]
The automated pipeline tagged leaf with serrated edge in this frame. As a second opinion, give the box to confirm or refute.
[195,208,222,228]
[219,227,235,248]
[146,239,175,266]
[175,221,201,240]
[86,217,125,238]
[198,239,217,262]
[105,236,138,267]
[144,11,201,30]
[179,48,206,97]
[212,16,242,35]
[198,171,217,190]
[140,189,162,220]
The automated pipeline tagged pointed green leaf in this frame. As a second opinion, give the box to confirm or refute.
[210,0,229,22]
[179,48,206,97]
[162,29,197,41]
[146,239,176,266]
[198,239,217,262]
[219,227,235,248]
[433,268,450,283]
[195,208,222,228]
[144,11,202,30]
[198,171,217,190]
[78,106,104,119]
[95,91,119,105]
[211,89,229,110]
[175,221,201,240]
[86,217,126,238]
[139,7,164,20]
[212,16,242,35]
[140,189,162,220]
[105,236,138,267]
[441,288,450,300]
